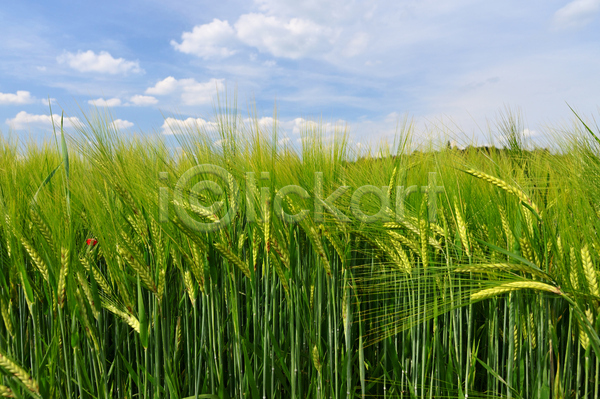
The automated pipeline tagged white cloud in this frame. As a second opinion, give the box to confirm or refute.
[146,77,224,105]
[0,91,35,105]
[6,111,80,130]
[146,76,179,95]
[111,119,134,129]
[522,128,538,137]
[287,117,346,136]
[235,13,339,59]
[171,19,237,59]
[161,117,218,135]
[553,0,600,29]
[172,10,344,61]
[57,50,143,74]
[88,97,122,107]
[128,95,158,106]
[243,116,276,128]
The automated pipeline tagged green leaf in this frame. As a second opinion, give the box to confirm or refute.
[568,103,600,146]
[476,358,523,399]
[31,162,62,206]
[473,237,547,273]
[60,112,69,181]
[241,337,261,399]
[138,275,148,349]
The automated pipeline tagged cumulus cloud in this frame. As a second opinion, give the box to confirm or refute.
[128,95,158,106]
[287,117,346,136]
[171,19,237,59]
[111,119,134,129]
[161,117,218,135]
[146,76,179,95]
[57,50,143,74]
[172,6,359,61]
[88,97,122,107]
[553,0,600,29]
[146,77,224,105]
[243,116,277,129]
[6,111,81,130]
[0,91,35,105]
[235,13,338,59]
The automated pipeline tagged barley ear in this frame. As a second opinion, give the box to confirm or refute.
[419,194,430,268]
[80,256,112,295]
[57,247,69,308]
[305,226,331,277]
[570,247,580,291]
[582,244,599,297]
[214,242,251,278]
[0,384,13,398]
[19,236,49,282]
[471,281,561,301]
[387,166,398,199]
[151,219,166,299]
[270,235,291,269]
[101,300,141,333]
[311,345,322,374]
[463,168,539,215]
[29,208,55,255]
[498,205,515,252]
[0,298,13,338]
[388,231,420,255]
[0,350,40,398]
[252,228,261,271]
[264,198,271,253]
[117,244,157,293]
[190,242,206,293]
[577,307,595,350]
[76,269,99,320]
[269,252,290,296]
[391,240,411,273]
[454,198,470,258]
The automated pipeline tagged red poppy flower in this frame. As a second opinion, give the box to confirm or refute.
[86,238,98,246]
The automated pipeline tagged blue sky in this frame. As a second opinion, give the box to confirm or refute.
[1,0,599,146]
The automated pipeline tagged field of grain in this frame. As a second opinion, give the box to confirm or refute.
[0,109,598,398]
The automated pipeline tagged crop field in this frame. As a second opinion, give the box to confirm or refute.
[0,108,599,398]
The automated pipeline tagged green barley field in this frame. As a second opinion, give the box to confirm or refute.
[0,106,599,398]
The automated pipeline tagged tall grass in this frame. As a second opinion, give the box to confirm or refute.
[0,106,598,398]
